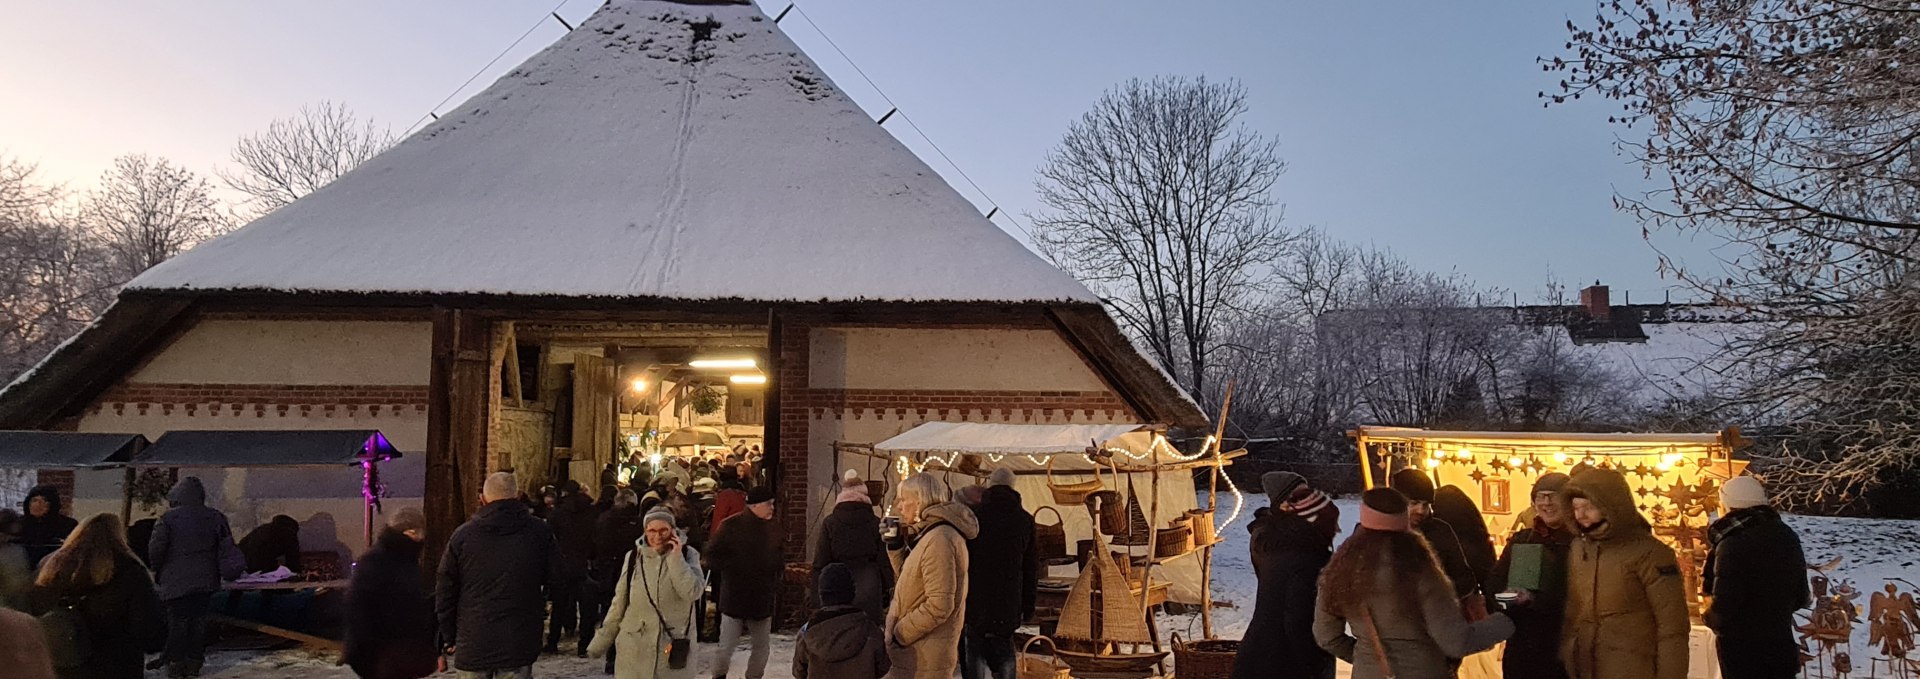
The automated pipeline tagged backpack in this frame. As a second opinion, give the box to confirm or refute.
[39,596,90,669]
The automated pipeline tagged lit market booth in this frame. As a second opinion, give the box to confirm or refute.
[837,422,1245,675]
[1351,425,1750,679]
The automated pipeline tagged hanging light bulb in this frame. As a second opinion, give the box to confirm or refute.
[1455,448,1473,460]
[1424,458,1442,469]
[1555,452,1572,465]
[1508,457,1524,468]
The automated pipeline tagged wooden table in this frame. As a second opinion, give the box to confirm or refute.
[214,579,351,650]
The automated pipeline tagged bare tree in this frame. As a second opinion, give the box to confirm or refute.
[0,157,114,383]
[221,101,394,216]
[83,154,227,281]
[1032,76,1293,406]
[1551,0,1920,510]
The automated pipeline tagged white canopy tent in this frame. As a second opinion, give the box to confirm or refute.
[837,422,1243,605]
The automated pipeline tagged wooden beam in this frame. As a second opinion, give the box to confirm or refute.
[424,309,491,576]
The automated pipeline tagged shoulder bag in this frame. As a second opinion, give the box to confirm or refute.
[631,549,696,670]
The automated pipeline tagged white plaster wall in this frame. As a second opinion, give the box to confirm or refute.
[129,320,432,385]
[72,409,428,558]
[809,328,1107,391]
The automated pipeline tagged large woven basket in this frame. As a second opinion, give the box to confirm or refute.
[1046,457,1102,504]
[1172,632,1239,679]
[1019,635,1070,679]
[1154,523,1193,559]
[1034,506,1068,561]
[1187,508,1217,547]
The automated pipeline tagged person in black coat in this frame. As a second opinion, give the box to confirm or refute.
[960,470,1037,679]
[589,488,645,674]
[238,515,303,574]
[1231,472,1337,679]
[812,471,893,624]
[19,485,78,568]
[1704,477,1810,679]
[705,486,785,679]
[1487,472,1576,679]
[148,476,240,679]
[1433,485,1496,594]
[30,512,166,679]
[436,472,561,676]
[344,509,437,679]
[1391,469,1481,601]
[544,481,598,655]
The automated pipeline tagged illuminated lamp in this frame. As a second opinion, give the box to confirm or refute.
[691,358,757,369]
[1424,458,1441,469]
[729,374,768,385]
[631,378,649,393]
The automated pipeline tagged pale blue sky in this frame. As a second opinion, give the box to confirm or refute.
[0,1,1724,302]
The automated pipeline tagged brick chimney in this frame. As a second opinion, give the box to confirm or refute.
[1579,282,1611,320]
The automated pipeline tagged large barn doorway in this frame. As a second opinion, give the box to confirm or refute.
[496,321,771,495]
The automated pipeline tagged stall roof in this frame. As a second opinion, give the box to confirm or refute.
[873,423,1153,455]
[1350,426,1734,449]
[134,430,399,467]
[0,431,146,468]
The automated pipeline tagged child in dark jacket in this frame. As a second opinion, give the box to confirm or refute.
[794,563,890,679]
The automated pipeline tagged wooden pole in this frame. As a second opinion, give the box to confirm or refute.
[424,310,491,577]
[1356,434,1375,489]
[1199,379,1234,639]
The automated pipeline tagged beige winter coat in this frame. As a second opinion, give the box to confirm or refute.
[884,502,979,679]
[1314,558,1513,679]
[1560,469,1690,679]
[588,540,706,679]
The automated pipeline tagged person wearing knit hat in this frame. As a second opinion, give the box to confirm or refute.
[815,472,894,626]
[344,507,437,679]
[1702,475,1808,679]
[1263,471,1341,544]
[794,563,890,679]
[1389,468,1479,603]
[1313,488,1514,677]
[1485,472,1577,679]
[587,497,706,676]
[707,486,785,679]
[987,467,1017,488]
[1233,473,1340,678]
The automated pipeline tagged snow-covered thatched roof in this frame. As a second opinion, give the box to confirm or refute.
[128,0,1096,305]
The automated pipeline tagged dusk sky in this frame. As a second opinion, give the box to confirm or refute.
[0,1,1728,303]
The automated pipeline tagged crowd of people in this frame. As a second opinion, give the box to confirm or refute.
[1232,466,1812,679]
[0,453,1812,679]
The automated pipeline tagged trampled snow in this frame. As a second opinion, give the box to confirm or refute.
[128,0,1096,305]
[201,491,1916,678]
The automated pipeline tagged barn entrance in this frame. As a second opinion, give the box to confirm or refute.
[495,321,771,494]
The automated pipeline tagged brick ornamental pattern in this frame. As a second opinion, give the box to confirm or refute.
[92,383,431,416]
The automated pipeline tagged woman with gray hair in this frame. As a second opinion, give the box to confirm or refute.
[885,473,979,679]
[589,508,705,679]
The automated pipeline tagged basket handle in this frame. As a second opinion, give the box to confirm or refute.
[1022,634,1057,656]
[1035,505,1063,526]
[1170,630,1185,650]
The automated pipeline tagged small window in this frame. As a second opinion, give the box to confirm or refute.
[516,344,543,402]
[1483,478,1511,514]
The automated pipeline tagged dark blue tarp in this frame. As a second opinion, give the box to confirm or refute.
[134,430,399,467]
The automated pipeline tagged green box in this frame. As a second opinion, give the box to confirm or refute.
[1506,543,1544,591]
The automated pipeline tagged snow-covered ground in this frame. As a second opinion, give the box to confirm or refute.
[207,492,1919,678]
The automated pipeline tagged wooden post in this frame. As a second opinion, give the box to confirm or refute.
[1199,379,1233,639]
[1356,433,1375,490]
[424,310,491,576]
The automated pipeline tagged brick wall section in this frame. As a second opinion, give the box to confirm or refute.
[775,316,813,563]
[97,383,431,407]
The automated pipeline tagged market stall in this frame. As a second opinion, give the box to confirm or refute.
[837,421,1245,675]
[132,429,403,553]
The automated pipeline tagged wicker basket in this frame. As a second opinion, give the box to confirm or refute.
[1154,524,1192,558]
[1187,508,1217,547]
[1172,632,1239,679]
[1045,457,1102,504]
[1034,506,1068,561]
[1019,636,1071,679]
[1090,490,1125,534]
